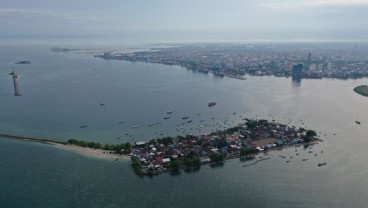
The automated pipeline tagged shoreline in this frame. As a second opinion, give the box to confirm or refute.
[0,134,130,161]
[53,143,130,161]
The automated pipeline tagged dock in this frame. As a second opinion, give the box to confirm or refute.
[0,133,66,145]
[9,70,21,96]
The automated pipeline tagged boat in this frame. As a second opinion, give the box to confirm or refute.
[15,61,31,64]
[79,125,87,128]
[163,116,170,120]
[166,111,173,114]
[187,120,192,123]
[100,103,106,106]
[355,115,361,124]
[182,116,189,119]
[214,72,224,77]
[318,162,327,167]
[208,102,216,107]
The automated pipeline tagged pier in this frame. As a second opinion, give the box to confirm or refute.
[9,70,21,96]
[0,133,66,145]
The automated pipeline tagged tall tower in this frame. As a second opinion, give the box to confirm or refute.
[9,70,21,96]
[292,64,303,76]
[307,52,312,63]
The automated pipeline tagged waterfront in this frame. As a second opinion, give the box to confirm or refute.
[1,45,368,207]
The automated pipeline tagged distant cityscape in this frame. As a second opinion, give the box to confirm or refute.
[93,43,368,80]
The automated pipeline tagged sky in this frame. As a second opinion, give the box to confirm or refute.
[1,0,368,44]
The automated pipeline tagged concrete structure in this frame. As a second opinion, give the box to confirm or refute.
[9,70,21,96]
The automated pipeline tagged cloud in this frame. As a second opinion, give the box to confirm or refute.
[0,8,97,21]
[261,0,368,8]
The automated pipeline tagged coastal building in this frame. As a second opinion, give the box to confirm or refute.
[292,64,303,84]
[292,64,303,76]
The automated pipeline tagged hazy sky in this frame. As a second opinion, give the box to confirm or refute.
[1,0,368,43]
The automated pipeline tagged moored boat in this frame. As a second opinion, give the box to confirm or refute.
[318,162,327,167]
[208,102,216,107]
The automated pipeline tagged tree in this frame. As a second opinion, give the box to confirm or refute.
[299,127,306,132]
[240,147,256,158]
[184,156,200,168]
[245,120,257,129]
[258,119,269,126]
[170,160,181,172]
[306,130,317,137]
[210,153,225,163]
[131,157,142,172]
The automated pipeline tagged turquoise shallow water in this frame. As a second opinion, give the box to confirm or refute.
[1,45,368,207]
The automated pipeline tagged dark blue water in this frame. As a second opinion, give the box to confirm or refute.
[1,44,368,207]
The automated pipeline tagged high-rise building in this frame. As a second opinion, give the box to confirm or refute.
[292,64,303,76]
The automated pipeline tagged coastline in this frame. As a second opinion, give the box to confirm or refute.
[53,143,130,161]
[0,134,130,161]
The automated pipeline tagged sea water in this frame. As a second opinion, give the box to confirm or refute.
[0,44,368,207]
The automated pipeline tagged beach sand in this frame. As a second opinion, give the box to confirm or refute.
[52,143,130,161]
[0,135,130,161]
[251,137,276,147]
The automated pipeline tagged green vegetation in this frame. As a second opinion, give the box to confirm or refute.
[245,119,269,129]
[354,85,368,97]
[299,127,306,132]
[240,147,257,159]
[210,152,225,163]
[131,156,142,174]
[67,139,132,155]
[170,160,181,172]
[184,156,201,168]
[306,130,317,137]
[224,126,240,134]
[304,130,317,143]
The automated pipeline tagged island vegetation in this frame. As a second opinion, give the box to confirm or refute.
[67,139,132,155]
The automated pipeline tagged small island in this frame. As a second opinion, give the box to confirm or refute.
[127,119,319,176]
[354,85,368,97]
[0,118,320,177]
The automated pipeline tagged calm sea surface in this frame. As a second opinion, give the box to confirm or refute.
[1,45,368,208]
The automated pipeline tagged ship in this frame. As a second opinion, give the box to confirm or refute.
[318,162,327,167]
[182,116,189,119]
[208,102,216,107]
[15,61,31,64]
